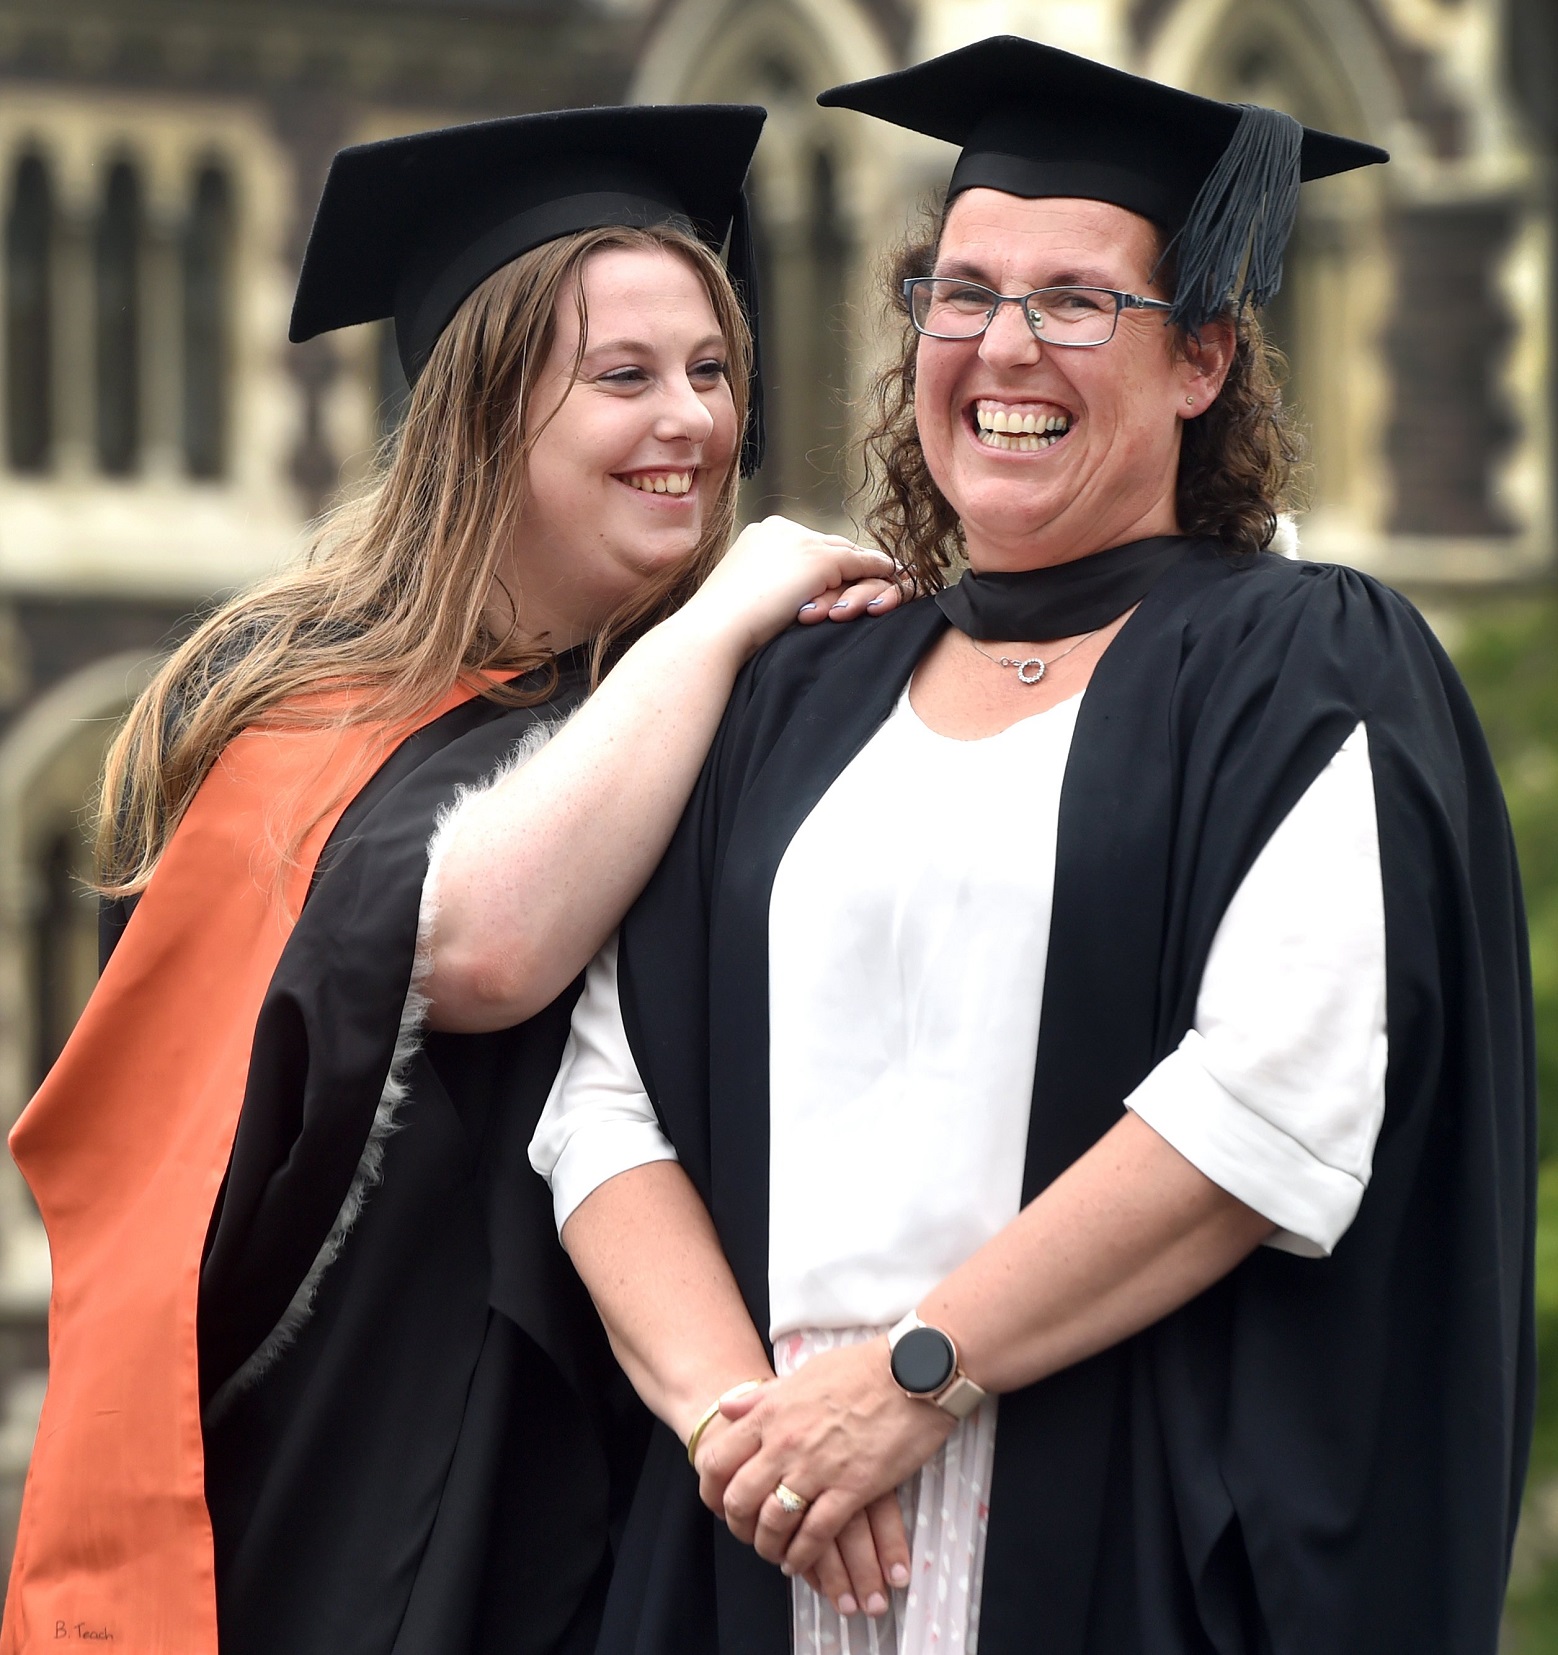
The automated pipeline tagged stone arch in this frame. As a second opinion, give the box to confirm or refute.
[0,652,154,1300]
[1147,0,1397,556]
[632,0,898,525]
[0,651,155,1560]
[631,0,893,113]
[1145,0,1402,146]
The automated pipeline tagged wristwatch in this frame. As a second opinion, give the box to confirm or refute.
[887,1311,987,1420]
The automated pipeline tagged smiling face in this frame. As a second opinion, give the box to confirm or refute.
[506,243,740,648]
[914,190,1233,571]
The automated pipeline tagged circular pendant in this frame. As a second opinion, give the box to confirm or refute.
[1015,657,1047,685]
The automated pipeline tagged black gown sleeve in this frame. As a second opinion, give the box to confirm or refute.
[1013,554,1534,1654]
[197,695,525,1387]
[1148,564,1534,1653]
[196,685,603,1403]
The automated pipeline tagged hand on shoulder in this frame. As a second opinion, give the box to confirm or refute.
[682,515,906,661]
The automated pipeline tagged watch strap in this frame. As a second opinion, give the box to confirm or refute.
[887,1309,925,1350]
[934,1372,986,1420]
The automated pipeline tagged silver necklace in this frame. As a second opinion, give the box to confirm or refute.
[966,628,1099,685]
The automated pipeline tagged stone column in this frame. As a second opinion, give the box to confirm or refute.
[139,150,184,485]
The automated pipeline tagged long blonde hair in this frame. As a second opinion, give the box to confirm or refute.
[96,223,750,897]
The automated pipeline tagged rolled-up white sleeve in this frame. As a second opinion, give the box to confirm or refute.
[529,933,677,1234]
[1125,722,1387,1257]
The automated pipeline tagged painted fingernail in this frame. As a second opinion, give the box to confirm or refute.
[839,1595,858,1616]
[889,1564,910,1588]
[867,595,886,608]
[866,1593,888,1617]
[799,602,818,613]
[831,599,849,610]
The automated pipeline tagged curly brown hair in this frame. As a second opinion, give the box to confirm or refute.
[858,202,1305,592]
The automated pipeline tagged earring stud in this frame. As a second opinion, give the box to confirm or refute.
[1185,395,1195,406]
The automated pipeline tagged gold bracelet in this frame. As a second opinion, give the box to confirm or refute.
[685,1379,766,1469]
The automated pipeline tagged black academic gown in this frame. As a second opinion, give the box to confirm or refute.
[602,541,1535,1655]
[105,658,647,1655]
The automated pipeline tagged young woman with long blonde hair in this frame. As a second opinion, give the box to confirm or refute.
[2,106,900,1655]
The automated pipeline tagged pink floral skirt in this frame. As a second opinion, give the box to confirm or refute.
[772,1325,999,1655]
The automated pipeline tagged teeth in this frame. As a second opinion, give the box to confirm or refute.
[974,405,1071,442]
[624,471,694,494]
[975,429,1064,451]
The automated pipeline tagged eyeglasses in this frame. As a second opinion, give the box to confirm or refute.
[903,277,1173,347]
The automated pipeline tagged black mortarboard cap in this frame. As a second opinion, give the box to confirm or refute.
[819,39,1387,331]
[290,104,768,474]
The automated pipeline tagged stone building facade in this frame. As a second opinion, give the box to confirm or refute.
[0,0,1546,1561]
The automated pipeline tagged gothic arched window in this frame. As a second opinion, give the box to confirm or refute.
[95,159,142,476]
[6,153,54,475]
[182,163,233,480]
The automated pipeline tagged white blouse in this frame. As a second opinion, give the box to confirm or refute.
[530,687,1387,1340]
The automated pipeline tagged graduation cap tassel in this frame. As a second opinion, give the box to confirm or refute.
[1164,104,1303,334]
[728,189,767,479]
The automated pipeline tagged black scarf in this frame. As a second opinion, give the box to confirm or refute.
[933,534,1194,639]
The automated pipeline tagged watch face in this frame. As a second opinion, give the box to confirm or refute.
[890,1326,957,1396]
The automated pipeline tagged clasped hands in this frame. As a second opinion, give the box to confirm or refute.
[691,1337,953,1617]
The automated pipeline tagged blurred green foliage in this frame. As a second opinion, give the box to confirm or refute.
[1456,598,1558,1645]
[1458,601,1558,1148]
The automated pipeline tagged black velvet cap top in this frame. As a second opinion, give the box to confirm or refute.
[819,39,1388,329]
[290,104,768,467]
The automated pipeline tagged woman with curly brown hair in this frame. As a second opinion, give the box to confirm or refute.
[529,41,1533,1655]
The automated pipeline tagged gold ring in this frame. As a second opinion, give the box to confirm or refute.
[773,1482,810,1516]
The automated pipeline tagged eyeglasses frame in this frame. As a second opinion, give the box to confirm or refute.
[902,276,1174,348]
